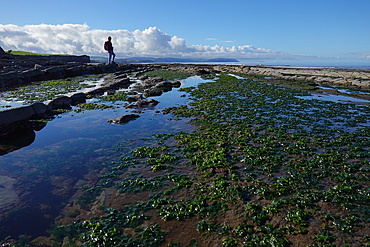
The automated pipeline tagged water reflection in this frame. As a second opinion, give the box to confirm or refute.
[0,75,203,239]
[297,93,370,104]
[0,129,36,156]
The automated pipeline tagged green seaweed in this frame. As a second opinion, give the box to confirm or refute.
[42,71,370,246]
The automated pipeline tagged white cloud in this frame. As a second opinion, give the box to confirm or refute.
[360,53,370,59]
[0,23,286,59]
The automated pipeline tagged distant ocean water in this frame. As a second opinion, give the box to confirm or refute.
[195,59,370,69]
[240,60,369,69]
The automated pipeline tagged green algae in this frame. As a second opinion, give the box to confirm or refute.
[3,75,103,105]
[23,72,370,246]
[145,69,191,80]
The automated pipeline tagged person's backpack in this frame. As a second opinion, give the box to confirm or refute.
[104,42,108,51]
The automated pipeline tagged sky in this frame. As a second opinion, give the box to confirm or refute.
[0,0,369,65]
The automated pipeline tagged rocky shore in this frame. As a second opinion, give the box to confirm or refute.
[161,63,370,88]
[1,53,369,138]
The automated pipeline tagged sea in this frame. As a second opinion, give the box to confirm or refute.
[187,58,370,70]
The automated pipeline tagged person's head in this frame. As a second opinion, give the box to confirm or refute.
[108,36,112,41]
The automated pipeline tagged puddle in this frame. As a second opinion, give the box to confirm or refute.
[297,85,370,104]
[319,85,370,95]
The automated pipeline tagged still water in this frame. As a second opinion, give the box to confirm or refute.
[0,76,204,239]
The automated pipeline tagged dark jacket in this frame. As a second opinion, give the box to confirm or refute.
[104,41,113,51]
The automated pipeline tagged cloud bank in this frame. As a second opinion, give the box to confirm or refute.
[0,23,286,59]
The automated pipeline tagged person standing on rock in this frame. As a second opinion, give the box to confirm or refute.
[104,36,116,64]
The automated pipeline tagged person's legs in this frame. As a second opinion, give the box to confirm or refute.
[108,50,116,63]
[112,51,116,62]
[108,51,112,63]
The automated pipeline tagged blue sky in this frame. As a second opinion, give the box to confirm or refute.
[0,0,369,64]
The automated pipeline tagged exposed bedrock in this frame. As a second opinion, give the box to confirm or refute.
[161,64,370,88]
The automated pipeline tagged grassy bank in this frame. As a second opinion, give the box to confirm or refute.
[7,50,68,56]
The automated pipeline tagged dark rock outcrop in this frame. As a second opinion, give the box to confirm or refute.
[0,102,51,137]
[171,80,181,87]
[87,72,133,97]
[107,114,140,124]
[0,55,130,89]
[144,88,163,97]
[48,96,72,110]
[71,93,87,105]
[125,99,159,109]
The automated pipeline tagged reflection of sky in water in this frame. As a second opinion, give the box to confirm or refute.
[297,93,370,103]
[319,86,370,95]
[0,76,206,238]
[0,76,204,167]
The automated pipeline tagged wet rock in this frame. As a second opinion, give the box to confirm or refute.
[102,73,131,90]
[23,68,44,79]
[171,80,181,87]
[195,68,210,75]
[144,88,163,97]
[155,81,173,88]
[48,96,72,110]
[127,94,144,102]
[71,93,87,105]
[138,74,149,80]
[0,105,35,126]
[34,64,43,69]
[0,103,50,138]
[105,78,131,89]
[31,102,50,115]
[87,87,105,97]
[142,76,163,87]
[107,114,140,124]
[125,99,159,109]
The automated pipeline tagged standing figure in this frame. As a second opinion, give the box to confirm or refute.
[104,36,116,64]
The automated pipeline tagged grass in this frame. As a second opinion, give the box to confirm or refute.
[7,50,69,56]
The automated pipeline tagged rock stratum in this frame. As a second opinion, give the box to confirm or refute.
[162,64,370,88]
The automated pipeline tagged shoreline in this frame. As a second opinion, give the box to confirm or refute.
[1,60,369,138]
[1,53,370,89]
